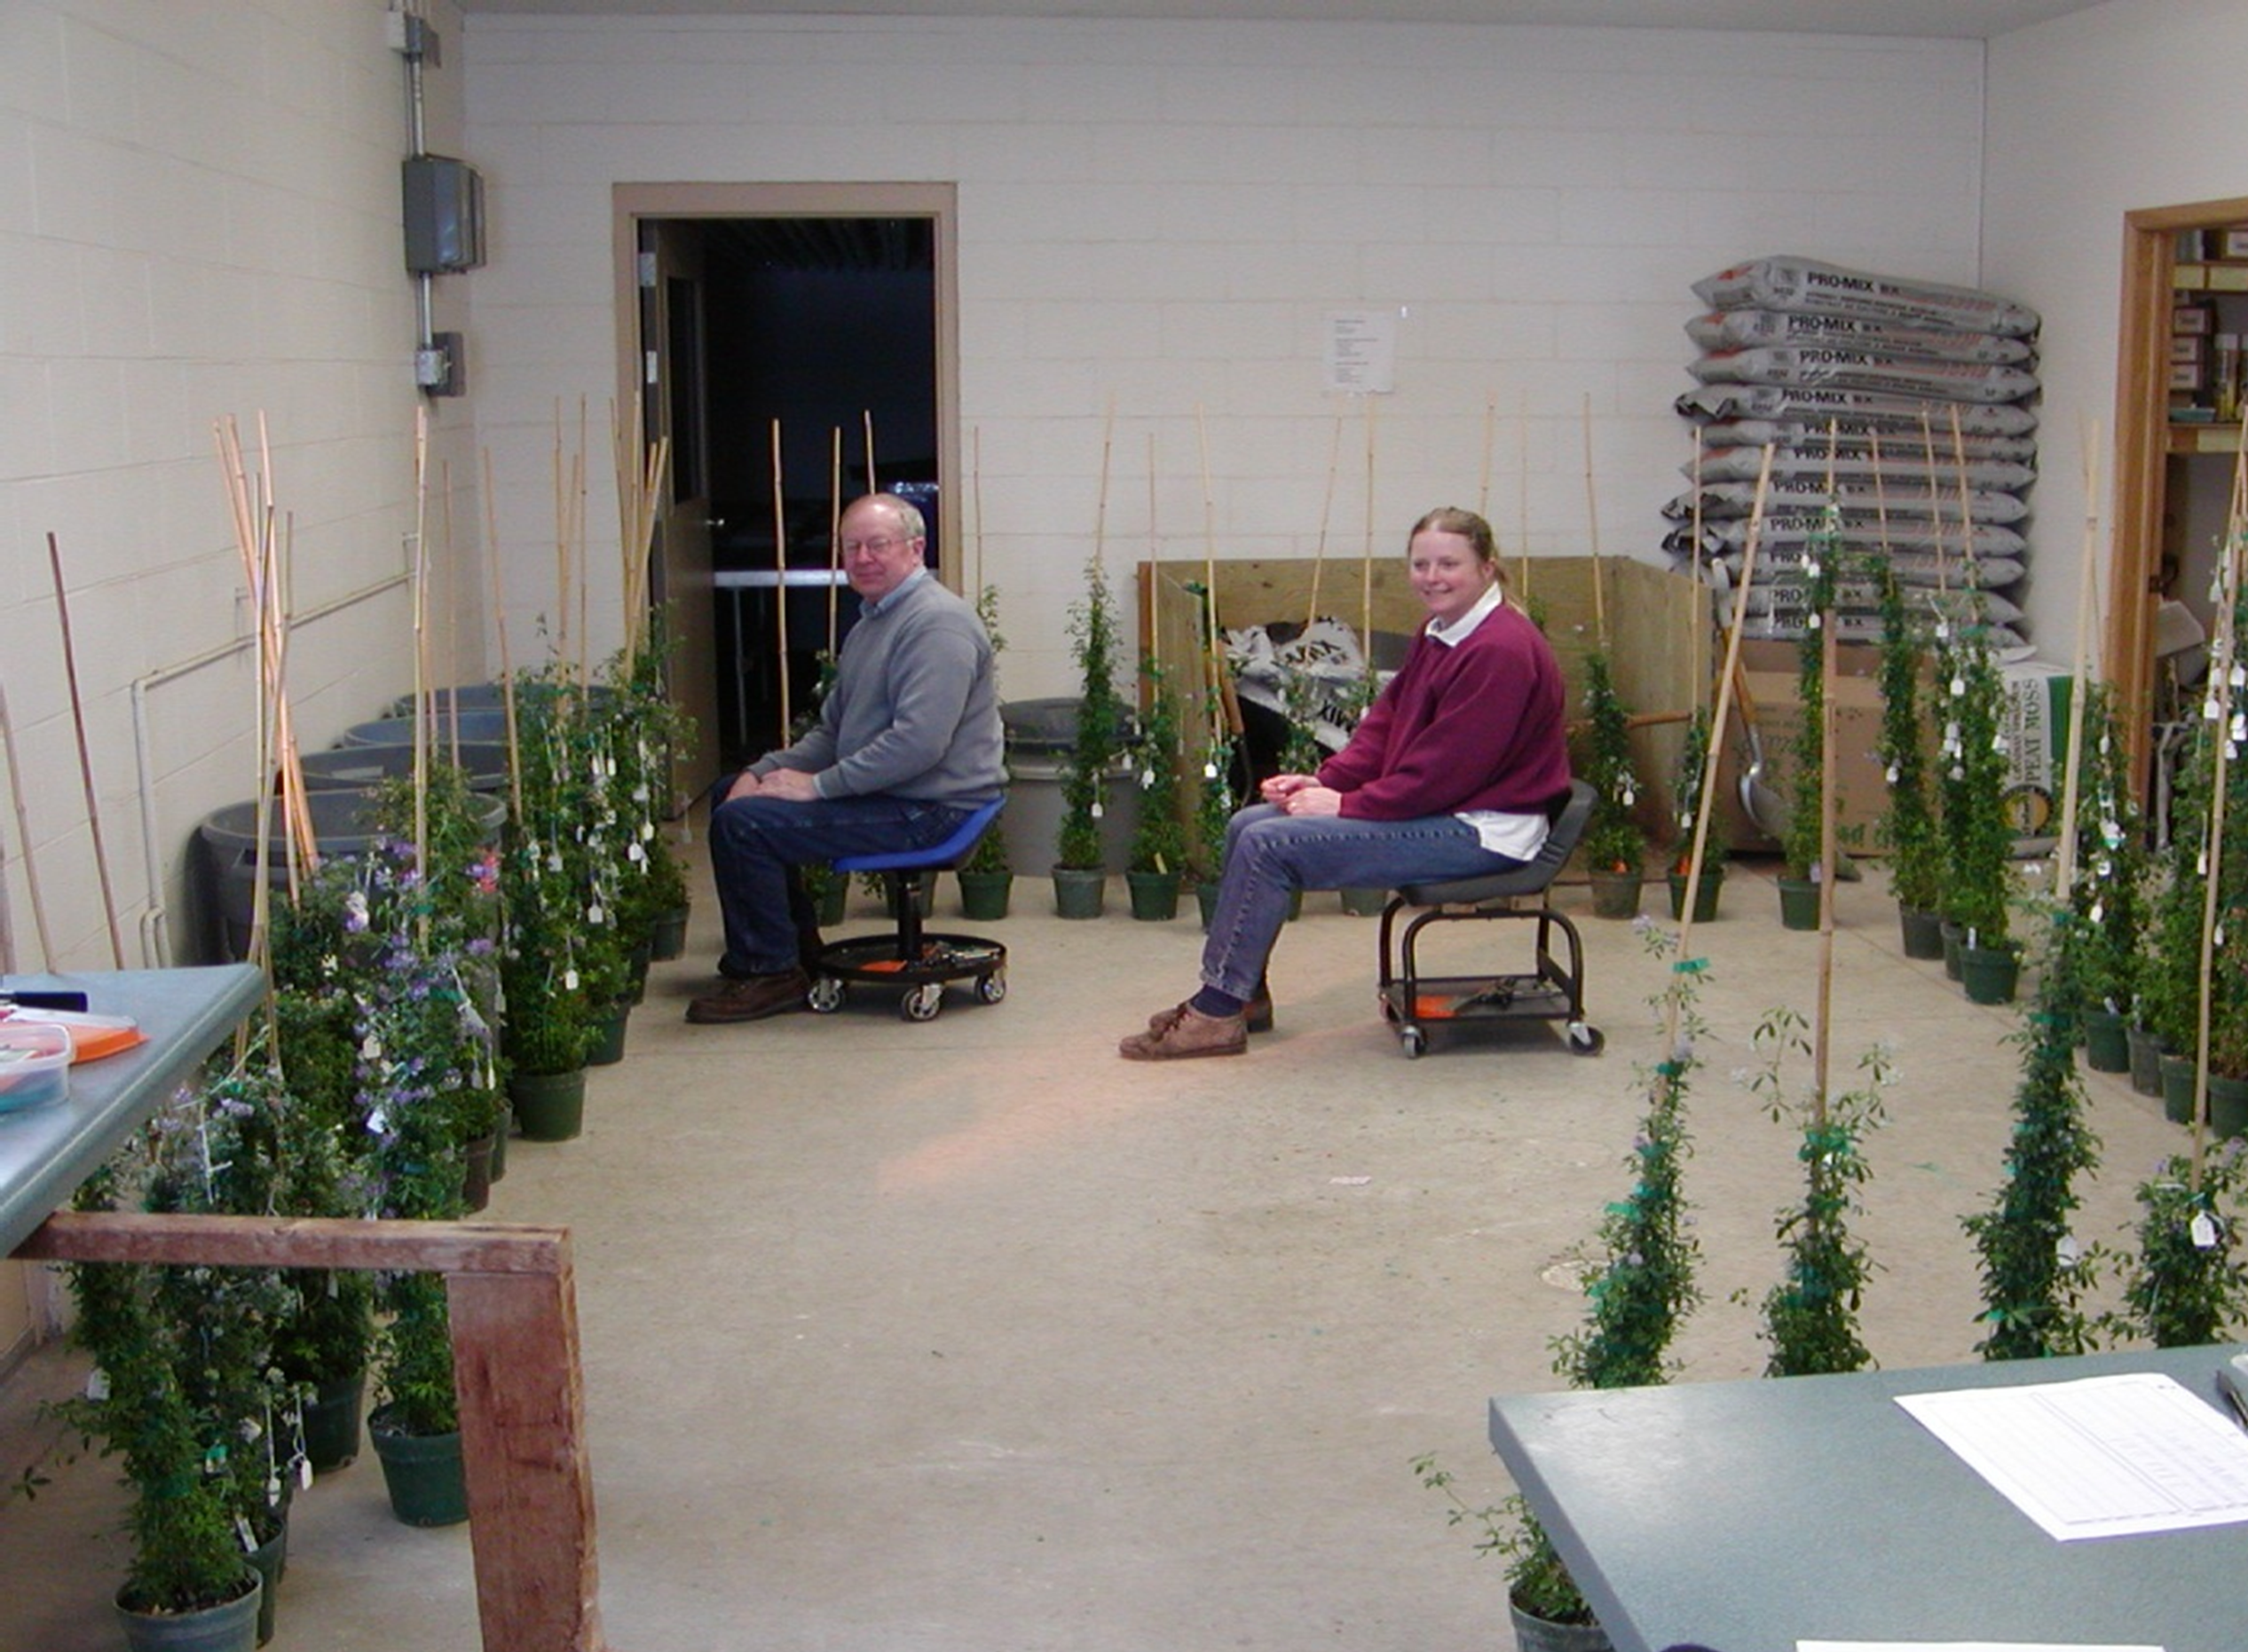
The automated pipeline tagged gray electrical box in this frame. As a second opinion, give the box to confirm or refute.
[403,155,485,274]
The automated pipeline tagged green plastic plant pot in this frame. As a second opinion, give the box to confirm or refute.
[368,1406,469,1528]
[114,1569,261,1652]
[1959,943,2020,1006]
[1051,867,1106,919]
[508,1066,587,1143]
[1124,869,1181,921]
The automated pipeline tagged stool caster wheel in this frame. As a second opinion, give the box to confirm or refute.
[1399,1025,1425,1059]
[1566,1020,1605,1056]
[807,977,846,1014]
[975,969,1007,1005]
[902,982,944,1022]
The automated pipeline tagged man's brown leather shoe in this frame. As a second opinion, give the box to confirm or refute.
[1119,1003,1248,1060]
[686,967,810,1025]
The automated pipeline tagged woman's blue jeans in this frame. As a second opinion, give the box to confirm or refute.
[710,792,973,975]
[1199,803,1526,1002]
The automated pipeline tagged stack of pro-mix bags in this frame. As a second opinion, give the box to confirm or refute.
[1669,255,2041,650]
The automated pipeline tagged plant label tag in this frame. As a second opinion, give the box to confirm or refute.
[2193,1212,2220,1249]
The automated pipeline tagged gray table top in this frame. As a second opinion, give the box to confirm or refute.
[1490,1345,2248,1652]
[0,966,264,1257]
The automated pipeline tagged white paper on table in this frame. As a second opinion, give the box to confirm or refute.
[1800,1643,2164,1651]
[1896,1371,2248,1540]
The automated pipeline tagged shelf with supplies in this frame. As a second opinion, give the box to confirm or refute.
[2173,261,2248,293]
[2165,420,2246,454]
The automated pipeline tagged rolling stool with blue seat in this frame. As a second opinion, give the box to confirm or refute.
[1375,778,1603,1058]
[806,798,1008,1022]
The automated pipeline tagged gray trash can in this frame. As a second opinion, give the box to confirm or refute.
[297,743,511,794]
[194,788,509,962]
[342,710,514,748]
[998,698,1140,874]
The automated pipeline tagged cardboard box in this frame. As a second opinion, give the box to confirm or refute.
[1998,659,2073,850]
[1720,642,1891,854]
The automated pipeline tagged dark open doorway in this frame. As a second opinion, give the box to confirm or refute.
[702,216,939,764]
[619,184,954,791]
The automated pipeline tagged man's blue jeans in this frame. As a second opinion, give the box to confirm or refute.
[1200,804,1527,1002]
[709,791,974,975]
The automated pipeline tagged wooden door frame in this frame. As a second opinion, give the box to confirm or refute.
[609,181,962,584]
[2111,193,2248,785]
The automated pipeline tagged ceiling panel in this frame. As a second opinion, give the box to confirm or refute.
[457,0,2107,43]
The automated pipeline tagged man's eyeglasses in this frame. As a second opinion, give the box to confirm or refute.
[840,535,916,557]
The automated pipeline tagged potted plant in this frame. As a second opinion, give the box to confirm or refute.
[1963,944,2103,1361]
[1745,1008,1890,1376]
[954,582,1014,920]
[1874,568,1943,957]
[55,1071,303,1652]
[1775,546,1839,932]
[1935,616,2021,1002]
[1410,1460,1609,1652]
[2102,1141,2248,1348]
[1577,649,1645,920]
[1553,924,1704,1390]
[1665,704,1726,923]
[501,669,601,1137]
[1053,552,1125,918]
[2064,682,2151,1074]
[607,611,697,963]
[1124,655,1189,920]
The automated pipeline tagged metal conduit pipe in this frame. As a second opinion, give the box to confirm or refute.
[132,570,412,967]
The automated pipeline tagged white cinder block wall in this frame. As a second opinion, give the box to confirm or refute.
[0,0,473,979]
[461,15,1992,702]
[1983,0,2248,654]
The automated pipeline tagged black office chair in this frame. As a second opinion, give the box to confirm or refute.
[805,798,1008,1023]
[1374,779,1603,1058]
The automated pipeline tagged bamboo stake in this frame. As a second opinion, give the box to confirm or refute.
[44,533,125,967]
[2052,426,2103,901]
[443,460,461,765]
[1093,397,1116,565]
[1361,395,1377,652]
[412,407,432,948]
[1147,431,1163,676]
[1478,390,1498,523]
[1196,403,1228,740]
[1689,428,1706,717]
[484,448,525,827]
[1813,572,1839,1123]
[1667,444,1775,1045]
[1582,394,1605,649]
[971,425,985,602]
[0,683,56,969]
[2190,436,2248,1173]
[1919,411,1950,599]
[863,410,878,493]
[828,427,844,659]
[1517,390,1533,602]
[575,397,592,689]
[1948,405,1979,590]
[771,419,793,743]
[1305,409,1345,632]
[552,401,571,663]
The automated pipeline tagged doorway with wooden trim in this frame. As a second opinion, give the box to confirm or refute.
[2110,193,2248,813]
[614,183,958,788]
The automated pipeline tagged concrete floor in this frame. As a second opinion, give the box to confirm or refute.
[0,854,2192,1652]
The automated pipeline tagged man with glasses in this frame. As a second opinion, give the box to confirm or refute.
[690,492,1004,1024]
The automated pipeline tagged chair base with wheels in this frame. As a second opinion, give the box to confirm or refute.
[807,799,1008,1023]
[1374,780,1604,1059]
